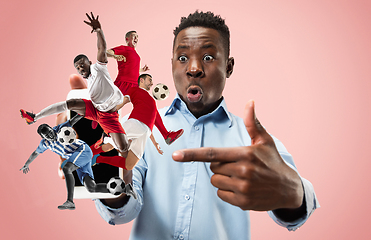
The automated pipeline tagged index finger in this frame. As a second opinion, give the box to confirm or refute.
[172,147,247,163]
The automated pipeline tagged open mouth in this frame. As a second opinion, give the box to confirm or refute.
[186,86,203,103]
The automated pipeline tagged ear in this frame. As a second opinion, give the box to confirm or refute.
[226,57,234,78]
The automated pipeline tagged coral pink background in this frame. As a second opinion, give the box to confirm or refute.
[1,0,370,239]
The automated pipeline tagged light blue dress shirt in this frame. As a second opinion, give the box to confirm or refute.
[94,95,319,240]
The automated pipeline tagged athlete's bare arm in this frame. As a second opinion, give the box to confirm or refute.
[107,49,126,62]
[20,150,40,174]
[84,12,108,63]
[150,133,163,155]
[115,96,131,112]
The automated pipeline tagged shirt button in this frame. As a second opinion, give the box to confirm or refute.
[185,195,190,200]
[179,235,184,240]
[194,126,199,131]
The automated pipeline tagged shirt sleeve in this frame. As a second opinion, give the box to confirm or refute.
[94,156,148,225]
[267,136,320,231]
[111,45,124,54]
[35,139,48,154]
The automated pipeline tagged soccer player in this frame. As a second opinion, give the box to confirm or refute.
[92,74,183,171]
[20,12,130,156]
[106,30,149,95]
[20,114,137,210]
[106,31,180,146]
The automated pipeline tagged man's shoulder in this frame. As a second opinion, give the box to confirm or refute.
[113,45,128,51]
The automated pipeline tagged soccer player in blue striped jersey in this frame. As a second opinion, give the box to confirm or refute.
[20,114,136,210]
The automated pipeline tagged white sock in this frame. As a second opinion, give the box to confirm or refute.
[35,101,68,121]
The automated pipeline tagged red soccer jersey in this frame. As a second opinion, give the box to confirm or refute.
[126,87,157,130]
[112,45,140,84]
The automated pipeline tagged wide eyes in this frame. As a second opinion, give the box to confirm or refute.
[203,55,214,61]
[177,54,214,62]
[178,55,188,62]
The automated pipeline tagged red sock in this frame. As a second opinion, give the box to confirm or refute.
[96,155,127,170]
[90,145,104,156]
[155,110,169,139]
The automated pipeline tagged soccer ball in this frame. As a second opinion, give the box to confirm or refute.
[107,177,125,195]
[57,126,77,146]
[152,83,170,100]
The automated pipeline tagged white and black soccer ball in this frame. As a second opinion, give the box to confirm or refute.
[107,177,125,195]
[57,126,77,146]
[152,83,170,101]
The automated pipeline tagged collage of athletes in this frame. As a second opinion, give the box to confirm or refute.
[2,0,371,239]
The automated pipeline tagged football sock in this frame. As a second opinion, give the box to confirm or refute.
[96,155,127,170]
[90,145,104,156]
[64,172,75,202]
[35,101,68,121]
[155,111,169,139]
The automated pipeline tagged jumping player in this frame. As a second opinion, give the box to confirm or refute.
[106,30,149,95]
[92,74,183,171]
[20,12,130,156]
[19,114,137,210]
[105,31,180,145]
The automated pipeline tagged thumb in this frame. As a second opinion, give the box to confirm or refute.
[243,100,268,145]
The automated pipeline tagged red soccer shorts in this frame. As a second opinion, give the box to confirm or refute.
[82,99,125,134]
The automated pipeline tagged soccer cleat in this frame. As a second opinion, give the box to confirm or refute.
[57,200,75,210]
[165,129,184,145]
[20,109,36,125]
[91,154,100,166]
[124,183,138,200]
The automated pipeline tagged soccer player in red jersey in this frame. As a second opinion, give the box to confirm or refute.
[92,74,184,170]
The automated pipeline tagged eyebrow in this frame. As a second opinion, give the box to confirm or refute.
[175,43,216,51]
[201,44,216,50]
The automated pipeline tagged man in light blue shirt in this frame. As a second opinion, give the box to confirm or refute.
[94,10,319,240]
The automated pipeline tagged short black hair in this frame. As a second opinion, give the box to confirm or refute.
[126,31,137,39]
[73,54,89,65]
[173,10,230,57]
[138,73,152,85]
[37,124,50,137]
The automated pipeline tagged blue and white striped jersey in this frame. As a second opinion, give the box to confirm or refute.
[35,120,85,159]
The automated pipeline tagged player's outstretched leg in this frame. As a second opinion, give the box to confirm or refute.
[20,102,68,125]
[154,111,171,139]
[83,176,109,193]
[165,129,184,145]
[110,132,130,154]
[20,110,36,125]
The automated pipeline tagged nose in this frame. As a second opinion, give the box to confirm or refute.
[186,58,204,78]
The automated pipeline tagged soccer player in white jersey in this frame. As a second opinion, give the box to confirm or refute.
[20,12,130,158]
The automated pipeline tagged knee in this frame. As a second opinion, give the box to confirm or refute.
[69,74,86,89]
[117,136,129,153]
[62,164,73,175]
[83,176,96,192]
[85,184,95,193]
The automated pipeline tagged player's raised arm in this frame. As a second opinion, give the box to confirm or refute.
[84,12,108,63]
[20,150,40,174]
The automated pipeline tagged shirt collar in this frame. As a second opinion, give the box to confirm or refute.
[165,94,233,127]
